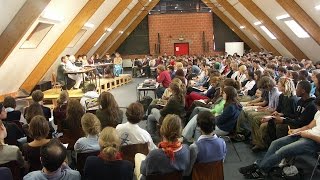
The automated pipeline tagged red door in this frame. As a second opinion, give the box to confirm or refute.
[174,43,189,56]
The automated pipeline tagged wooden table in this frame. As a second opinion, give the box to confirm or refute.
[136,82,159,101]
[85,63,114,77]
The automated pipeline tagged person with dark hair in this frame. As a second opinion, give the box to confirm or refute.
[84,127,133,180]
[3,96,21,122]
[240,96,320,179]
[26,90,51,121]
[24,139,81,180]
[156,65,172,98]
[186,111,226,175]
[116,102,156,151]
[80,83,99,111]
[298,69,309,81]
[167,65,175,79]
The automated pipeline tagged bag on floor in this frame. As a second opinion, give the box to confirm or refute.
[269,166,304,180]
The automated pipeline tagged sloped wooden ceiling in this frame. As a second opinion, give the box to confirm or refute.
[95,0,150,56]
[0,0,51,67]
[202,0,259,51]
[276,0,320,45]
[107,0,160,54]
[76,0,133,56]
[20,0,105,93]
[238,0,308,59]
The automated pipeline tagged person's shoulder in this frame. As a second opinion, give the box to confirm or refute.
[23,171,43,180]
[64,169,81,179]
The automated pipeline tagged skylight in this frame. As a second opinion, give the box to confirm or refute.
[284,20,310,38]
[260,26,276,39]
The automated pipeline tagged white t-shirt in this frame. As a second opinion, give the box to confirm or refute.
[116,122,157,151]
[307,111,320,136]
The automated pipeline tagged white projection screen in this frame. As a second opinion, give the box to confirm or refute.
[225,42,244,56]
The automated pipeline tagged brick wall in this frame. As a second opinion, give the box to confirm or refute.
[148,12,214,55]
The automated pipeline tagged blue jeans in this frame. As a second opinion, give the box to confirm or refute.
[114,64,123,77]
[156,87,166,99]
[189,106,211,121]
[258,135,319,172]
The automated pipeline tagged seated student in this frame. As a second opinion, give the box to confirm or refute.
[116,102,157,151]
[0,105,25,167]
[183,86,242,141]
[186,111,227,175]
[83,127,133,180]
[136,114,190,180]
[155,65,172,98]
[22,115,51,172]
[147,81,185,142]
[239,96,320,179]
[24,140,81,180]
[74,113,101,153]
[240,70,256,96]
[96,92,123,128]
[53,91,69,133]
[25,90,51,121]
[3,96,21,122]
[80,83,99,112]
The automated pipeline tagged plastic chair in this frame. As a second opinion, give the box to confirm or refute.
[192,160,224,180]
[310,152,320,180]
[0,167,13,180]
[0,161,20,180]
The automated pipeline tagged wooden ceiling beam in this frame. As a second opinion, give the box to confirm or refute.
[238,0,308,60]
[202,0,259,51]
[76,0,133,56]
[0,0,51,67]
[20,0,105,93]
[276,0,320,45]
[107,0,160,54]
[94,0,149,56]
[216,0,280,55]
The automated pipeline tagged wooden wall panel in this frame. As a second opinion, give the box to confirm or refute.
[94,0,149,56]
[107,0,160,54]
[276,0,320,45]
[216,0,280,55]
[20,0,105,93]
[76,0,133,56]
[0,0,51,67]
[238,0,308,60]
[202,0,259,51]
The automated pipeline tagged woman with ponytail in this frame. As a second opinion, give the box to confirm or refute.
[83,127,133,180]
[137,114,190,180]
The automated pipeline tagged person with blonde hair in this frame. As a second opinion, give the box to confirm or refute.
[136,114,190,179]
[74,113,101,153]
[84,127,133,180]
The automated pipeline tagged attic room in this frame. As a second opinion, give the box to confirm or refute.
[0,0,320,179]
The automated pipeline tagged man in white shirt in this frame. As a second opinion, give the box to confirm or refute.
[116,102,157,151]
[65,55,83,89]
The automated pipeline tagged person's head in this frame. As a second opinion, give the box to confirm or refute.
[126,102,144,124]
[258,76,276,91]
[29,115,49,140]
[81,113,101,136]
[222,78,240,91]
[311,69,320,84]
[98,127,120,161]
[57,90,69,105]
[230,62,238,71]
[255,89,262,98]
[254,70,262,81]
[223,86,238,105]
[31,90,44,103]
[238,65,247,74]
[66,99,85,128]
[315,73,320,88]
[26,103,44,124]
[40,140,67,172]
[0,119,7,143]
[196,111,215,135]
[169,81,185,103]
[296,80,311,97]
[160,114,182,142]
[298,69,309,81]
[175,69,185,77]
[157,65,165,73]
[246,70,254,80]
[277,77,296,96]
[61,56,67,63]
[278,66,287,76]
[3,96,16,108]
[86,83,96,92]
[115,52,120,57]
[167,65,174,72]
[175,62,183,70]
[98,92,118,110]
[0,104,7,120]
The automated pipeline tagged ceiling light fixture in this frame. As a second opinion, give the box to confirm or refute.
[260,26,277,39]
[254,21,262,26]
[240,26,245,29]
[94,33,106,46]
[106,28,112,32]
[315,5,320,10]
[284,20,310,38]
[84,22,94,28]
[276,14,290,20]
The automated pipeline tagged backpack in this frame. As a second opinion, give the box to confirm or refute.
[269,166,304,180]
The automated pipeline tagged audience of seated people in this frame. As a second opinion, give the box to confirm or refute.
[3,52,320,179]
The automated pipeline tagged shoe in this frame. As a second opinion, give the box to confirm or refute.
[232,134,246,142]
[251,145,265,153]
[142,115,148,120]
[239,164,258,175]
[244,169,265,179]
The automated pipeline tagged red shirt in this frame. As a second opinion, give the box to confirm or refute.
[157,70,172,88]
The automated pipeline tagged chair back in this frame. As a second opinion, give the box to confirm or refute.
[76,151,100,175]
[0,167,13,180]
[0,161,20,180]
[146,171,183,180]
[120,143,149,164]
[192,160,224,180]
